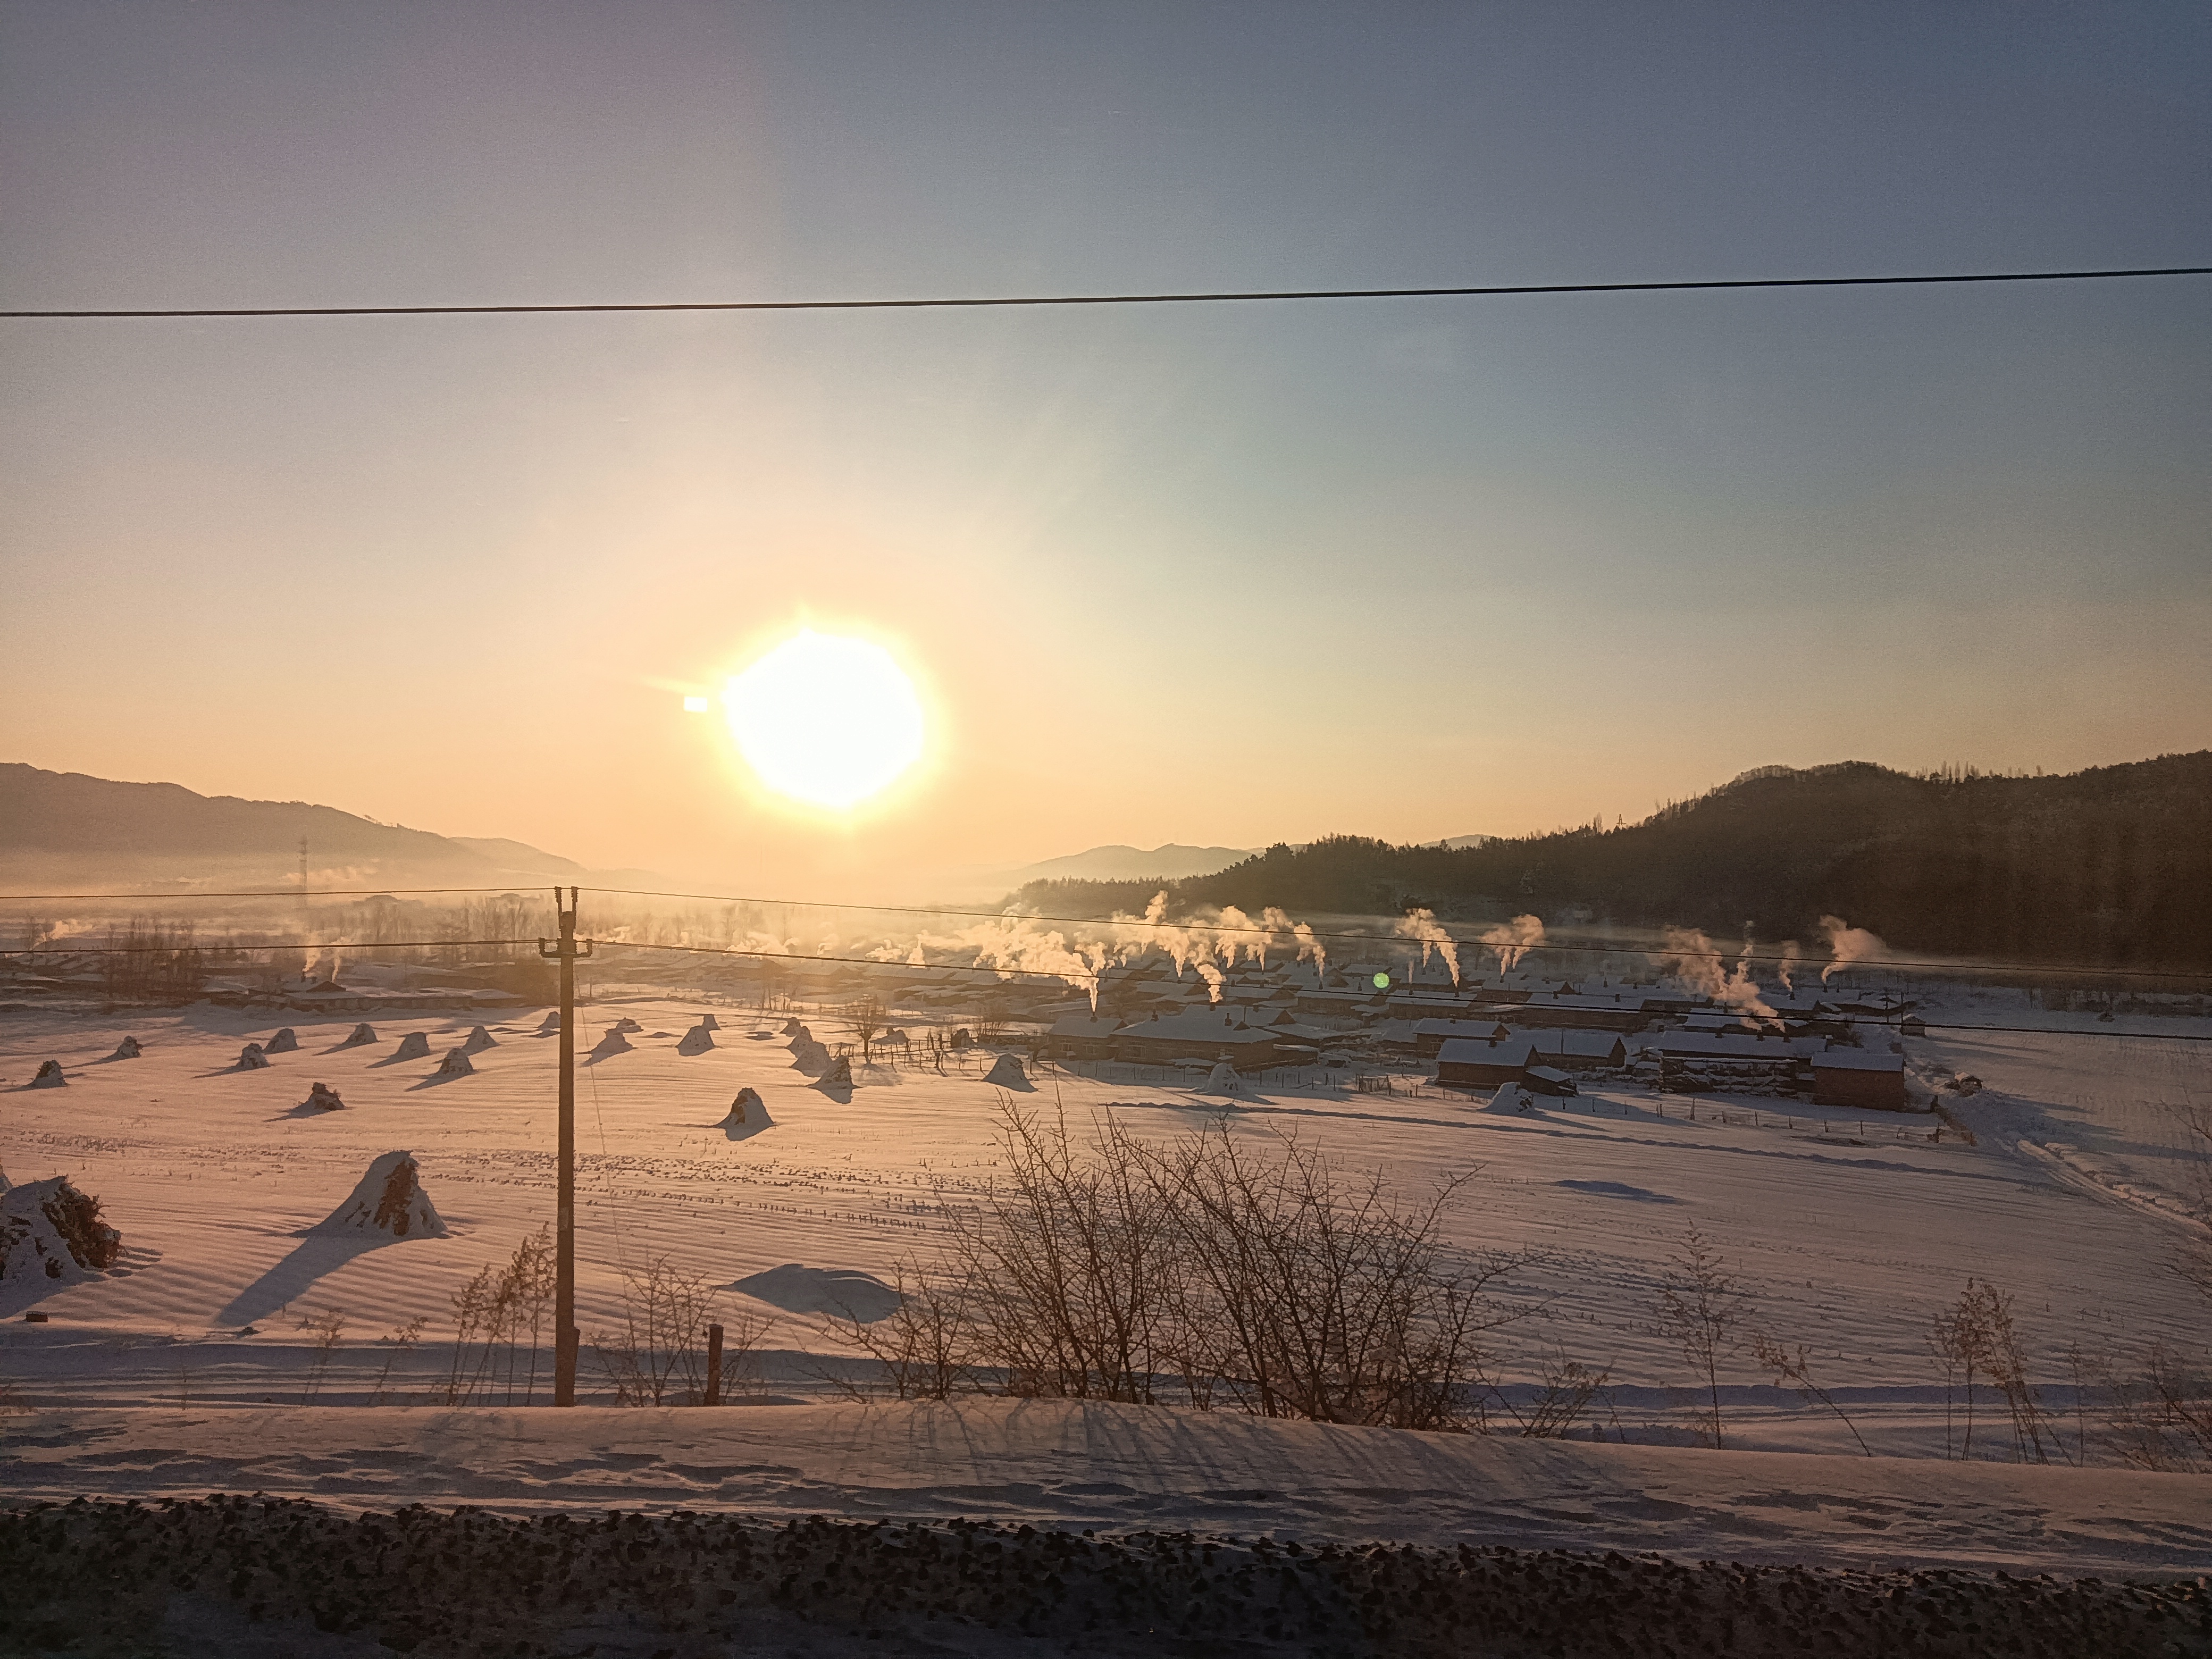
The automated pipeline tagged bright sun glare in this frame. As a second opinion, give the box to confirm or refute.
[723,631,925,809]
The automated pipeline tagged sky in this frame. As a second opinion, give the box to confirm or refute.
[3,1,2208,897]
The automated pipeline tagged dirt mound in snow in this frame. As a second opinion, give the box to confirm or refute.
[264,1028,300,1054]
[0,1177,121,1297]
[338,1023,378,1048]
[731,1263,899,1321]
[460,1025,497,1054]
[308,1152,446,1239]
[718,1088,774,1139]
[983,1053,1032,1090]
[28,1060,67,1088]
[677,1023,715,1055]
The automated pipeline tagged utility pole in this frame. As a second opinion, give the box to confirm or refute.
[539,887,590,1405]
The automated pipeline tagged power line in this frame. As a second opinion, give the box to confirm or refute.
[6,265,2207,322]
[0,937,538,956]
[0,886,540,900]
[581,886,2212,984]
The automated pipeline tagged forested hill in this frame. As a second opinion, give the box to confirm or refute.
[1010,753,2212,970]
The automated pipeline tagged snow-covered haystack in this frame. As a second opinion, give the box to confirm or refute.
[677,1023,716,1056]
[0,1176,121,1291]
[782,1017,805,1037]
[698,1013,720,1032]
[338,1023,378,1048]
[785,1024,815,1049]
[264,1028,300,1054]
[718,1088,774,1137]
[983,1052,1032,1091]
[435,1048,475,1078]
[308,1151,446,1239]
[789,1038,831,1075]
[613,1017,643,1034]
[538,1009,562,1034]
[590,1027,633,1059]
[1201,1062,1246,1097]
[1481,1083,1537,1114]
[237,1044,271,1070]
[460,1025,497,1054]
[29,1060,68,1088]
[299,1082,345,1112]
[817,1054,853,1090]
[391,1031,431,1061]
[110,1036,142,1061]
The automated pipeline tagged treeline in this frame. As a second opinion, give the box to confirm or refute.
[1010,752,2212,971]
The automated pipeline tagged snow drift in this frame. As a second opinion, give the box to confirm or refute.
[308,1152,446,1239]
[731,1263,900,1322]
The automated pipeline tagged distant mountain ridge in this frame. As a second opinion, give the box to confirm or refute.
[1012,753,2212,971]
[0,764,646,891]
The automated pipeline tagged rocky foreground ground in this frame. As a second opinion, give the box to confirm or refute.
[2,1497,2206,1658]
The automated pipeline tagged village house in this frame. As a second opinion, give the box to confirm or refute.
[1111,1009,1284,1072]
[1810,1046,1908,1110]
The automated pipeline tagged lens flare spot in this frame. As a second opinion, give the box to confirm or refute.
[724,631,925,809]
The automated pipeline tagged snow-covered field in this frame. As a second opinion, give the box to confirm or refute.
[3,990,2208,1576]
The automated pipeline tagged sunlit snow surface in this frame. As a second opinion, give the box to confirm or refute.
[1,986,2206,1573]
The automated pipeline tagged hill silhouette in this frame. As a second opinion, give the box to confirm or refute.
[1012,753,2212,972]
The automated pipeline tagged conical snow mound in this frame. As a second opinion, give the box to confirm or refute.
[785,1024,814,1049]
[538,1009,562,1034]
[110,1037,141,1060]
[677,1023,715,1056]
[238,1044,271,1070]
[310,1152,446,1239]
[718,1087,774,1135]
[817,1054,853,1090]
[264,1028,300,1054]
[300,1082,345,1111]
[435,1047,475,1077]
[782,1018,805,1037]
[698,1013,720,1031]
[460,1025,497,1054]
[613,1017,643,1034]
[790,1037,831,1075]
[339,1023,379,1048]
[983,1052,1032,1091]
[1,1176,120,1291]
[29,1060,67,1088]
[392,1031,431,1061]
[1202,1062,1246,1096]
[590,1027,633,1059]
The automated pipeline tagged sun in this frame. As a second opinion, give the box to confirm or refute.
[723,630,926,809]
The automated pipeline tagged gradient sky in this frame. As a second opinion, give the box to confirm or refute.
[4,2,2208,896]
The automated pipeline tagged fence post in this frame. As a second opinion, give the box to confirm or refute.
[704,1322,724,1406]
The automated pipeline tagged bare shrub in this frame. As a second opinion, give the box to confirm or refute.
[1472,1350,1612,1438]
[593,1255,719,1405]
[370,1316,428,1406]
[2090,1339,2212,1471]
[443,1228,556,1405]
[1749,1331,1871,1457]
[296,1308,347,1405]
[819,1262,976,1401]
[1654,1228,1744,1448]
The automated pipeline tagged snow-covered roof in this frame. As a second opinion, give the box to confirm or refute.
[1809,1048,1905,1073]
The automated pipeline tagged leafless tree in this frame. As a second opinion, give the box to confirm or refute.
[844,995,886,1066]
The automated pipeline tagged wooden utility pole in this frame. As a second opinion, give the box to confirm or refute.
[539,887,591,1405]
